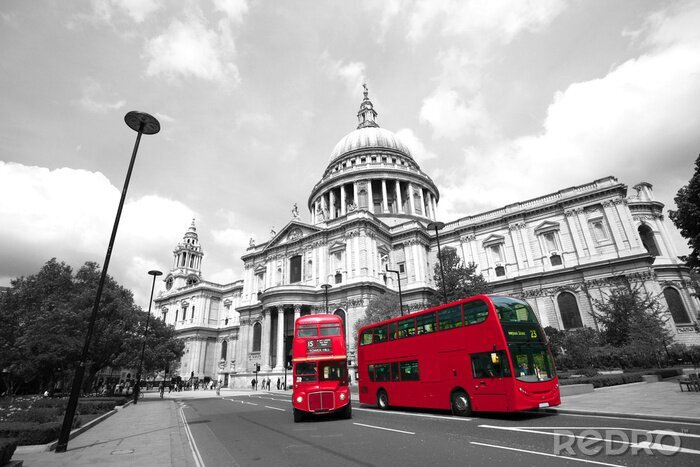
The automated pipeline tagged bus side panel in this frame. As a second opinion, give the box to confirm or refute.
[438,349,468,411]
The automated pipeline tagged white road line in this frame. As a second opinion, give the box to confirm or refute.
[526,411,700,426]
[632,441,700,455]
[649,430,700,439]
[265,405,286,411]
[354,407,472,421]
[179,406,205,467]
[244,402,258,406]
[353,422,415,435]
[470,442,622,467]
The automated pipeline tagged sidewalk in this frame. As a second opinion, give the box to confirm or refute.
[13,392,197,467]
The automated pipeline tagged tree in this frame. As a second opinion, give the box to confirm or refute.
[430,247,491,306]
[669,154,700,268]
[353,292,401,341]
[592,280,672,365]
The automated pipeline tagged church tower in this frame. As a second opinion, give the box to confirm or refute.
[164,219,203,292]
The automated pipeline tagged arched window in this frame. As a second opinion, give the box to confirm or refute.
[663,287,690,324]
[638,224,660,256]
[335,272,343,284]
[558,292,583,329]
[290,255,302,283]
[550,254,562,266]
[495,265,505,277]
[220,340,228,360]
[252,322,262,352]
[358,189,368,209]
[334,309,347,336]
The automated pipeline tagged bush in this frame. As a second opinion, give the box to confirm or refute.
[0,422,63,445]
[77,400,118,415]
[0,438,18,465]
[4,407,63,423]
[559,372,644,388]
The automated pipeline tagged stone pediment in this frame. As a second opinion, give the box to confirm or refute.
[482,234,505,247]
[534,220,560,234]
[263,221,321,251]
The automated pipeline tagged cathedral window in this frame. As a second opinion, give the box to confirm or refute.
[550,254,563,266]
[335,272,343,284]
[221,340,228,360]
[638,224,660,256]
[663,287,690,324]
[489,244,504,264]
[290,255,302,283]
[166,277,173,290]
[398,262,405,275]
[495,265,506,277]
[191,306,195,320]
[557,292,583,329]
[252,322,262,352]
[586,209,611,244]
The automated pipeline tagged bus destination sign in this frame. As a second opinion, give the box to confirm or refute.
[307,338,332,354]
[504,326,540,341]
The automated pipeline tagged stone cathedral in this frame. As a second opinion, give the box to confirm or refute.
[154,89,700,388]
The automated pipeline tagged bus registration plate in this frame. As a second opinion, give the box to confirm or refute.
[539,402,549,408]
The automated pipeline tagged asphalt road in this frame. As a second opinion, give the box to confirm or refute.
[180,393,700,466]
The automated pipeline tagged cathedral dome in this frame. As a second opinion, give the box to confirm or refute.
[329,126,413,163]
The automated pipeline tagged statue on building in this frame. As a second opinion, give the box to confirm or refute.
[316,205,326,221]
[292,203,299,219]
[270,226,276,237]
[347,201,357,211]
[249,237,255,247]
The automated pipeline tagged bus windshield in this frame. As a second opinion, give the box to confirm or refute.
[295,361,347,384]
[509,343,556,382]
[492,296,538,323]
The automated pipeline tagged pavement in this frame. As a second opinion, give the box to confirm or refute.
[11,379,700,466]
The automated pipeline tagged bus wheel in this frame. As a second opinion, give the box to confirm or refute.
[342,402,352,419]
[451,390,471,416]
[377,390,389,410]
[293,408,304,423]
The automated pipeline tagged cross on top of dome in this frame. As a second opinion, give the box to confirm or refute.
[357,83,379,129]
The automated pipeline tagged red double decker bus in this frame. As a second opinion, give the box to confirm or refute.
[357,295,560,415]
[291,314,352,422]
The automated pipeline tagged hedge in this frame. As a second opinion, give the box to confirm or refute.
[559,373,644,388]
[0,438,18,465]
[0,422,64,445]
[3,407,64,424]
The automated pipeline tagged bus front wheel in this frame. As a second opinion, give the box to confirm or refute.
[293,408,304,423]
[377,390,389,410]
[341,402,352,419]
[451,390,471,416]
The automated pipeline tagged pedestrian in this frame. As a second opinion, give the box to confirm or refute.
[276,377,281,390]
[267,377,271,391]
[251,378,256,390]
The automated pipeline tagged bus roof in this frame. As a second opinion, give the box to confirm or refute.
[295,314,343,326]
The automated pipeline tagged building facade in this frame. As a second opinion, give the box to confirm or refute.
[155,90,700,388]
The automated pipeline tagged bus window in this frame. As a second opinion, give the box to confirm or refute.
[400,361,419,381]
[492,296,537,323]
[510,344,555,382]
[296,362,317,382]
[374,325,388,343]
[471,351,510,378]
[320,324,341,336]
[360,328,373,345]
[391,362,400,381]
[389,321,398,340]
[374,363,390,382]
[368,364,375,381]
[464,300,489,325]
[416,312,436,334]
[297,325,318,337]
[320,361,346,381]
[397,317,416,338]
[437,305,463,331]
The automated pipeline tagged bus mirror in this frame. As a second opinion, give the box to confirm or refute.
[490,352,500,365]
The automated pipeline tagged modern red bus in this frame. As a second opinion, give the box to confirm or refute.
[357,295,560,415]
[291,314,352,422]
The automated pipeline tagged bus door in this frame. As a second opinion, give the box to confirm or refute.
[469,351,512,411]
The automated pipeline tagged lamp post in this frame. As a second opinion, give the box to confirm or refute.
[56,111,160,453]
[133,270,163,404]
[321,283,332,314]
[427,221,448,305]
[384,265,404,316]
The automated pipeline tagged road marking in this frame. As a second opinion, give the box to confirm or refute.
[265,405,286,411]
[478,425,700,455]
[470,442,622,466]
[512,427,700,440]
[649,430,700,439]
[354,407,472,421]
[353,422,415,435]
[525,411,700,426]
[244,402,258,406]
[179,406,206,467]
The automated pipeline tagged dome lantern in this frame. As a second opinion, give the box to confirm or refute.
[357,83,379,129]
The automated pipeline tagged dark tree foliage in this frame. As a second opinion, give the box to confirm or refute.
[669,154,700,268]
[353,292,401,342]
[430,247,491,306]
[592,281,671,355]
[0,258,183,394]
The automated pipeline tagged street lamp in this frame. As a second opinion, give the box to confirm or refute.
[56,111,160,453]
[384,265,404,316]
[427,221,448,304]
[321,283,332,314]
[134,270,163,404]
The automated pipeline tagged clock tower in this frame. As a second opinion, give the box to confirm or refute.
[165,219,203,291]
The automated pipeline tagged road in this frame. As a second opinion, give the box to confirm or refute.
[179,393,700,466]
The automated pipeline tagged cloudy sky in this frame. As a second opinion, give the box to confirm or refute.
[2,0,699,308]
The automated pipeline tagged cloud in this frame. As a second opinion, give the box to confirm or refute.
[144,17,240,85]
[74,0,162,25]
[212,0,249,23]
[321,53,366,93]
[438,3,700,220]
[77,78,125,113]
[0,161,194,307]
[395,128,436,164]
[419,89,494,140]
[235,112,273,129]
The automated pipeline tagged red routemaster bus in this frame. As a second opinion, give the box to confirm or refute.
[357,295,560,415]
[291,314,352,422]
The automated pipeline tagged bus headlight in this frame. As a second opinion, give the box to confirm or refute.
[296,396,303,403]
[339,393,346,401]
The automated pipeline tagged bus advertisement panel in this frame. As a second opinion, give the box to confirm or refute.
[357,295,560,415]
[292,314,351,422]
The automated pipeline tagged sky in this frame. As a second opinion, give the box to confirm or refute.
[2,0,699,309]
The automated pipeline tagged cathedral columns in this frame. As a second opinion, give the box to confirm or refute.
[367,180,374,214]
[294,304,301,324]
[340,184,346,216]
[261,308,272,371]
[602,200,625,253]
[274,307,284,370]
[381,179,389,213]
[564,209,586,259]
[394,180,402,213]
[329,189,336,219]
[408,183,416,215]
[419,188,426,217]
